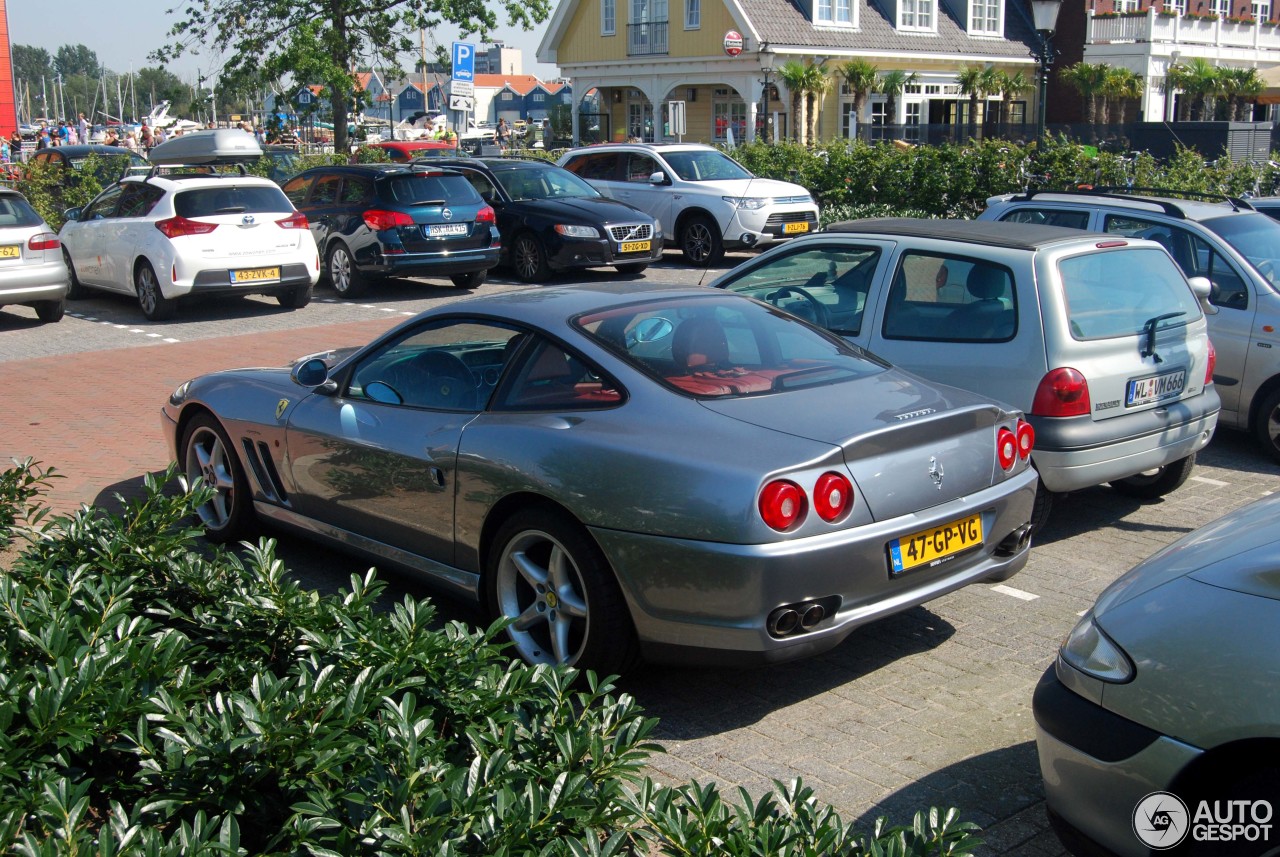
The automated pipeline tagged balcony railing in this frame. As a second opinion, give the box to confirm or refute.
[1087,8,1280,51]
[628,21,669,56]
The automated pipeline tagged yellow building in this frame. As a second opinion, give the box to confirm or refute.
[538,0,1048,144]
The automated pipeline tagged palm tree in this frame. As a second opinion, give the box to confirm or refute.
[802,63,830,144]
[877,69,918,130]
[1060,62,1110,127]
[838,59,878,140]
[1180,58,1222,120]
[977,66,1002,131]
[776,61,809,144]
[995,69,1033,127]
[1164,61,1189,121]
[1102,67,1143,125]
[1221,67,1264,120]
[956,65,985,135]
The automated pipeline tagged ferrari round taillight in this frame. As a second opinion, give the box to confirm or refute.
[1031,368,1090,417]
[759,480,807,531]
[813,472,853,522]
[1016,419,1035,460]
[1205,339,1216,386]
[997,428,1017,470]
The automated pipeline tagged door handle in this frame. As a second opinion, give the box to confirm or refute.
[428,466,445,488]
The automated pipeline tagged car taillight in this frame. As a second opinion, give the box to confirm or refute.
[1031,368,1090,417]
[363,209,414,231]
[276,212,309,229]
[155,216,218,239]
[1205,339,1216,386]
[997,428,1017,470]
[28,232,59,250]
[813,472,853,522]
[1016,419,1035,460]
[759,480,807,531]
[475,205,496,224]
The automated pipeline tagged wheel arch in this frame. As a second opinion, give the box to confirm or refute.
[1168,737,1280,802]
[477,491,605,585]
[1246,372,1280,434]
[674,205,721,237]
[173,403,223,467]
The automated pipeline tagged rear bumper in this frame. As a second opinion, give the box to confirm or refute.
[0,258,69,304]
[182,263,316,298]
[366,246,500,278]
[546,236,664,271]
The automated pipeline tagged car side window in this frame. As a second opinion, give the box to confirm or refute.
[494,339,623,410]
[340,177,373,205]
[625,154,657,183]
[564,152,617,181]
[282,175,312,207]
[115,184,162,218]
[719,244,879,335]
[883,252,1017,342]
[310,175,342,206]
[80,184,124,220]
[1000,207,1091,229]
[462,172,498,203]
[1188,234,1250,310]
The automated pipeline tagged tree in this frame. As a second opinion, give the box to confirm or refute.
[154,0,552,153]
[777,61,810,144]
[956,65,985,135]
[1061,61,1110,127]
[134,66,190,117]
[1179,58,1221,120]
[802,63,830,145]
[995,69,1032,126]
[1220,67,1263,120]
[837,59,878,141]
[13,45,53,89]
[54,44,101,79]
[1102,67,1143,125]
[877,69,918,129]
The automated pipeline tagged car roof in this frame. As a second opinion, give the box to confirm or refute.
[827,217,1113,250]
[424,157,552,171]
[40,144,137,158]
[422,282,730,326]
[567,142,716,153]
[297,163,460,175]
[121,171,280,189]
[993,189,1257,222]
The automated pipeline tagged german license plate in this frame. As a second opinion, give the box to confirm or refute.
[620,240,651,253]
[0,245,19,259]
[426,223,467,237]
[888,514,983,576]
[784,222,810,234]
[1126,368,1186,407]
[231,266,280,283]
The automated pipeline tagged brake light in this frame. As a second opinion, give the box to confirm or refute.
[276,212,309,230]
[1205,339,1216,386]
[1031,368,1091,417]
[28,232,59,250]
[475,205,496,224]
[813,472,853,522]
[363,209,414,231]
[155,216,218,239]
[997,428,1018,470]
[759,480,807,531]
[1016,419,1035,460]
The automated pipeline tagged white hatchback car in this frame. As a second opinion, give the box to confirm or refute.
[60,172,320,320]
[0,188,69,324]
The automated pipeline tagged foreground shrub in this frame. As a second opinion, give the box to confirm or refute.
[0,461,980,855]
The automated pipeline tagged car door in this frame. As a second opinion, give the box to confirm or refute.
[620,153,675,233]
[454,167,517,251]
[102,183,164,290]
[283,318,524,565]
[61,183,125,290]
[562,151,624,199]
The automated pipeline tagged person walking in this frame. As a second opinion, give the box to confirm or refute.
[139,121,153,152]
[77,112,90,145]
[493,118,511,151]
[8,130,23,162]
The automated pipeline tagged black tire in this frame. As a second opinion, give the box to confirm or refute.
[135,261,176,321]
[1030,482,1056,534]
[326,242,367,299]
[180,413,254,544]
[486,507,639,675]
[615,262,648,275]
[62,248,87,300]
[1109,453,1196,499]
[511,233,550,282]
[450,269,487,288]
[276,283,313,309]
[33,300,65,323]
[1253,387,1280,464]
[679,214,724,266]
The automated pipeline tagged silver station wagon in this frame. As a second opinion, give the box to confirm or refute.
[711,219,1221,530]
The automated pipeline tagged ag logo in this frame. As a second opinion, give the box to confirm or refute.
[1133,791,1190,849]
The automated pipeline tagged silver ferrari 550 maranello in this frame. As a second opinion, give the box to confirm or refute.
[162,284,1038,674]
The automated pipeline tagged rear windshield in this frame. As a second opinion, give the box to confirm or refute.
[1058,248,1203,340]
[0,194,45,227]
[382,174,480,206]
[175,185,294,217]
[575,295,886,399]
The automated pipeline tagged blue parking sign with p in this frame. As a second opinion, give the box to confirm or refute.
[451,42,475,82]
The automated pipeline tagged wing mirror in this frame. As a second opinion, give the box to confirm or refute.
[648,171,667,185]
[292,356,334,388]
[1186,276,1218,315]
[63,207,83,222]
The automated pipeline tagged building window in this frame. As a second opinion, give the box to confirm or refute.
[870,100,888,140]
[712,99,747,142]
[841,102,859,138]
[686,0,700,28]
[901,0,933,28]
[501,92,513,101]
[1115,0,1138,10]
[1253,0,1271,18]
[970,0,999,32]
[817,0,834,21]
[533,93,545,102]
[836,0,853,22]
[1209,0,1229,15]
[603,0,615,33]
[629,0,669,55]
[905,102,922,141]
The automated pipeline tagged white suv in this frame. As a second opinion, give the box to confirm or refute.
[557,143,818,265]
[60,171,320,320]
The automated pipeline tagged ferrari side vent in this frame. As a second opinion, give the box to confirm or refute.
[239,438,288,504]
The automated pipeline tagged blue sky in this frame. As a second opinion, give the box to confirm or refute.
[7,0,559,84]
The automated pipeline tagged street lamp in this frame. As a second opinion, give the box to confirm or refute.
[759,41,776,143]
[1029,0,1062,141]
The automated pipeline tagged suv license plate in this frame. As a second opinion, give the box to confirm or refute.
[619,240,650,253]
[231,266,280,283]
[784,222,810,234]
[426,224,468,237]
[1126,369,1186,407]
[888,514,983,576]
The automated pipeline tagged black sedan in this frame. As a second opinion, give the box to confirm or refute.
[421,157,663,282]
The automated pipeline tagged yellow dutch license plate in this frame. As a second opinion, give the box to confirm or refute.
[0,245,20,259]
[620,240,651,253]
[784,222,810,234]
[231,266,280,283]
[888,514,983,576]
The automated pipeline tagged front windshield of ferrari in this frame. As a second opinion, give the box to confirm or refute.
[575,295,886,399]
[661,150,754,182]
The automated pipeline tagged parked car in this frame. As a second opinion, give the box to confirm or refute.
[0,188,69,323]
[162,285,1038,674]
[709,218,1221,530]
[25,144,150,185]
[1034,491,1280,857]
[556,142,818,265]
[980,189,1280,463]
[282,163,499,297]
[262,144,303,183]
[421,156,663,281]
[367,140,459,162]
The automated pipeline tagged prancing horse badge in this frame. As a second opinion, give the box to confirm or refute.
[276,399,289,420]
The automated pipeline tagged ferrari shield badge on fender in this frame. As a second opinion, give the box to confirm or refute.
[276,399,289,420]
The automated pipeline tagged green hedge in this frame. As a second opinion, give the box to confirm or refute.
[0,460,981,856]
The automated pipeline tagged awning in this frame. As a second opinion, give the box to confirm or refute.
[1256,64,1280,104]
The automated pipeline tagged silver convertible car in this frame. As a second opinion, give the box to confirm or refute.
[162,285,1038,674]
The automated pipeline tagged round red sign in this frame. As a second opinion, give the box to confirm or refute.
[723,30,744,56]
